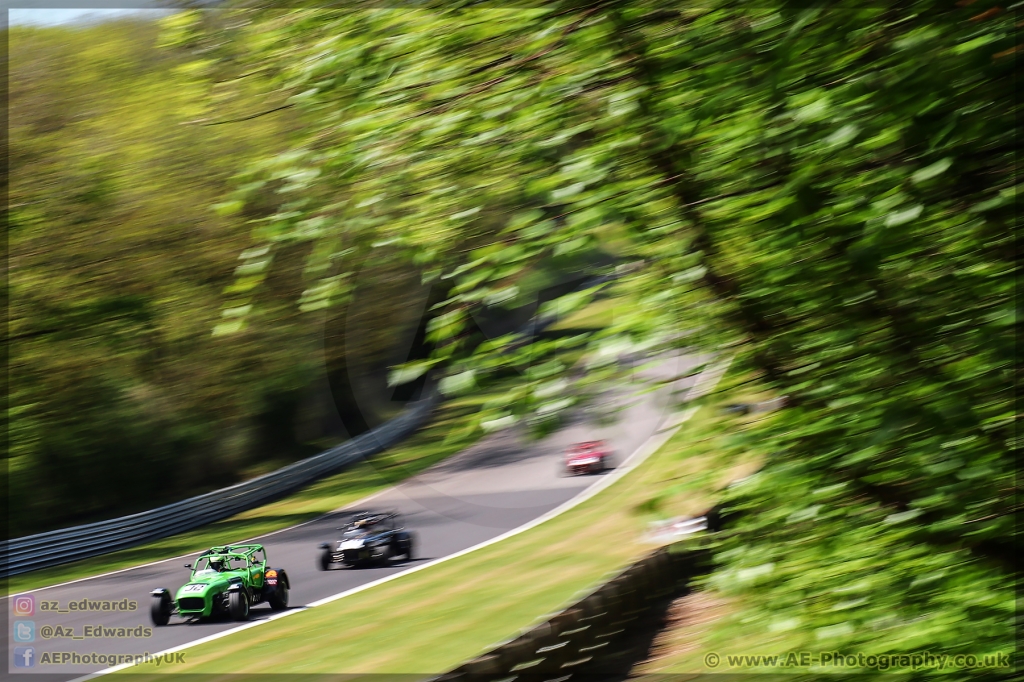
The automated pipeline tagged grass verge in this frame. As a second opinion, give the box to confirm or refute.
[119,387,758,677]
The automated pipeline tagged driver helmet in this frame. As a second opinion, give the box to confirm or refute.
[208,555,226,571]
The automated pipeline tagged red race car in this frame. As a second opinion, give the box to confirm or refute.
[564,441,610,475]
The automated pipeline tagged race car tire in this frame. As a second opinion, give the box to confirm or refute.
[379,543,393,566]
[150,591,171,627]
[404,536,415,562]
[319,549,332,571]
[228,589,250,621]
[268,580,289,611]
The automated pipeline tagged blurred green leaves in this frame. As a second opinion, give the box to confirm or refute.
[156,1,1018,668]
[911,158,953,184]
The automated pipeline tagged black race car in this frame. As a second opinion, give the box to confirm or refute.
[318,510,415,570]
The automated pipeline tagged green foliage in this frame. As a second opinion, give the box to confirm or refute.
[200,1,1016,672]
[5,19,326,536]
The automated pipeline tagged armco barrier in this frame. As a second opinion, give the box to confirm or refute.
[0,270,621,579]
[0,391,440,578]
[431,541,712,682]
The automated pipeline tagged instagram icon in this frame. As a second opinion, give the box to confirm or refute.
[13,595,34,617]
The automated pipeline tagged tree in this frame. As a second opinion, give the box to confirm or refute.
[189,1,1016,669]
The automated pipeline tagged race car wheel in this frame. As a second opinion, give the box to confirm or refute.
[268,581,289,611]
[150,591,171,627]
[389,539,402,563]
[228,589,250,621]
[404,536,415,562]
[319,549,332,571]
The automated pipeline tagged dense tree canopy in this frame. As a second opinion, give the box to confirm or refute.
[181,1,1017,671]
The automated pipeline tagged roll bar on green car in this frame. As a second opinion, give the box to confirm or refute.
[149,543,290,625]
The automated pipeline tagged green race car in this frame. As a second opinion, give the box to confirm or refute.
[150,543,290,625]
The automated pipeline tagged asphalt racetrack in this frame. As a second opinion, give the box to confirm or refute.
[7,352,704,679]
